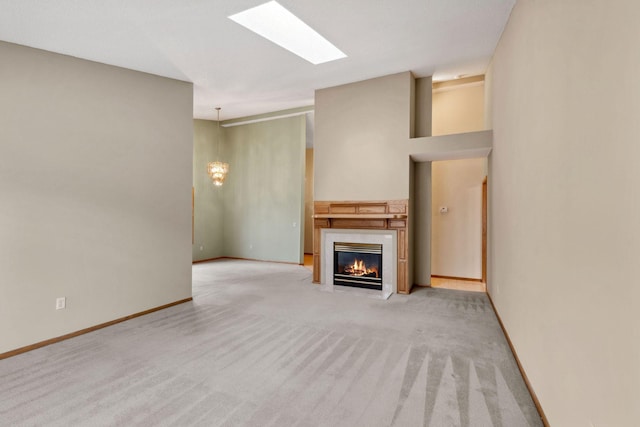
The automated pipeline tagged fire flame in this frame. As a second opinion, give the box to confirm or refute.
[345,259,378,277]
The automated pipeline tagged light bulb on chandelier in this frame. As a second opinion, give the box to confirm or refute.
[207,161,229,186]
[207,107,229,186]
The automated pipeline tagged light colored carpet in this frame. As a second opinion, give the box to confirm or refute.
[0,259,542,426]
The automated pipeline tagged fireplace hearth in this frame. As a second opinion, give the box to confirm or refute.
[333,242,382,290]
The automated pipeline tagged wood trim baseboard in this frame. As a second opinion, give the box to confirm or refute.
[193,256,305,266]
[486,292,550,427]
[0,297,193,361]
[431,274,484,283]
[192,257,224,264]
[223,256,302,266]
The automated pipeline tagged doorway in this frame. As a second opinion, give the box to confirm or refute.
[430,158,486,292]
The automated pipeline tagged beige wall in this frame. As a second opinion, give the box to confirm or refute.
[0,42,193,354]
[314,72,413,200]
[432,82,484,136]
[488,0,640,425]
[430,82,485,279]
[431,159,484,279]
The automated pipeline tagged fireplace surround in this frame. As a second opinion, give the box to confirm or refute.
[322,229,397,299]
[313,200,410,294]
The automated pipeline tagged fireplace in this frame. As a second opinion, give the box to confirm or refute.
[314,200,408,294]
[333,243,383,290]
[321,228,397,299]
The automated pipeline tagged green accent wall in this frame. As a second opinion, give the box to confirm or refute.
[192,119,224,261]
[193,115,305,264]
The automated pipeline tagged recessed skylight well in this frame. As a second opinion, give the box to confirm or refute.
[229,1,346,65]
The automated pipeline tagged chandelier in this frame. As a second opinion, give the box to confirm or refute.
[207,107,229,186]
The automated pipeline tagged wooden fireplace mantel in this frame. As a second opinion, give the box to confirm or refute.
[313,200,410,294]
[313,213,407,219]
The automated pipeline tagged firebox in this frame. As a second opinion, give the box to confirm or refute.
[333,242,383,290]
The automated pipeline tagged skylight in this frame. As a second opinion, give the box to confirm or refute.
[229,1,347,65]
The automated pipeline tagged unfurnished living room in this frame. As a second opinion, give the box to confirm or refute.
[1,1,638,426]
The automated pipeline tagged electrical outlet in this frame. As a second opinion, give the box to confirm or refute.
[56,297,66,310]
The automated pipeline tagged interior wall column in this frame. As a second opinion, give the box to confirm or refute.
[414,76,432,138]
[413,76,432,286]
[414,161,432,285]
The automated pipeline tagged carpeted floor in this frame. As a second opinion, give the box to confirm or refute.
[0,259,542,426]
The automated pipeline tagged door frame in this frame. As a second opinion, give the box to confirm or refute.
[482,176,487,283]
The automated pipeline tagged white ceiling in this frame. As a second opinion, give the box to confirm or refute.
[0,0,515,120]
